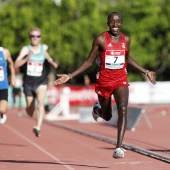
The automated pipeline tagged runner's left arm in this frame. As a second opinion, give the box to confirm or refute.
[125,36,156,85]
[43,44,58,69]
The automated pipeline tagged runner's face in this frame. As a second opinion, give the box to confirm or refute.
[107,14,122,36]
[29,30,41,46]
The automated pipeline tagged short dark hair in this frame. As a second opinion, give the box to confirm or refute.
[107,12,122,22]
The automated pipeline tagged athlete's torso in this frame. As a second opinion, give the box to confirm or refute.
[23,44,47,86]
[0,47,8,90]
[97,31,128,82]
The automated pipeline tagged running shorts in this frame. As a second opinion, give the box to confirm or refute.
[0,89,8,101]
[95,78,129,99]
[13,87,22,96]
[23,83,47,97]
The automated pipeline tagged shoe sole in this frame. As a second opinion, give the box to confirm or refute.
[112,155,124,159]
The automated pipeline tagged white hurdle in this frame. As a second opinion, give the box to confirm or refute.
[44,87,79,121]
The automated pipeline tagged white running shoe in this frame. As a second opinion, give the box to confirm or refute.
[92,102,101,122]
[112,148,126,159]
[0,114,7,124]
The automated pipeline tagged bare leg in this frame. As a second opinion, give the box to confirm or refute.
[113,86,129,148]
[35,85,47,130]
[0,100,8,114]
[25,96,35,117]
[0,100,8,124]
[97,96,112,121]
[18,92,22,112]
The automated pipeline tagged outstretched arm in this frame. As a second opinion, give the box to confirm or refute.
[54,60,92,85]
[125,36,156,85]
[54,35,102,85]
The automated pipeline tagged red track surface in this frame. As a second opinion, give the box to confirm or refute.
[0,104,170,170]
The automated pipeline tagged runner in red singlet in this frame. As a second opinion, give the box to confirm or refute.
[54,12,156,158]
[95,31,129,99]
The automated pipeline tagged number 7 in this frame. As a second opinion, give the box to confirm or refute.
[114,57,118,63]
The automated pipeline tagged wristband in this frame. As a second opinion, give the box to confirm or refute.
[68,73,73,79]
[145,70,149,76]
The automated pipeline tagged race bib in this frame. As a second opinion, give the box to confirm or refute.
[105,50,125,69]
[0,66,5,81]
[27,61,43,76]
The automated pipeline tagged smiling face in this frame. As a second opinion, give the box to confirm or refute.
[29,29,41,46]
[107,12,122,36]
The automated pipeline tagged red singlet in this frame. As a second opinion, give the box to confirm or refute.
[95,31,129,99]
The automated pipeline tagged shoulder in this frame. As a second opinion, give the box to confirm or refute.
[124,34,130,43]
[123,34,131,49]
[21,45,28,51]
[3,48,11,58]
[2,48,12,60]
[93,32,106,45]
[42,44,48,51]
[17,46,29,58]
[3,48,10,54]
[20,46,29,54]
[95,32,105,40]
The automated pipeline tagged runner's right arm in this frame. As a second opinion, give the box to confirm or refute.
[14,46,32,68]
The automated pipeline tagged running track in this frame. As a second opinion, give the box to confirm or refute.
[0,104,170,170]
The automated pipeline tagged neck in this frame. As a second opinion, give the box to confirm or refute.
[30,44,40,53]
[30,44,40,47]
[109,32,122,42]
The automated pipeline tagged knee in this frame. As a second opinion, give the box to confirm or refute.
[118,105,127,118]
[37,100,44,107]
[0,107,7,114]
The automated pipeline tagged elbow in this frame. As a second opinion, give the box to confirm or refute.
[86,60,93,67]
[89,63,92,67]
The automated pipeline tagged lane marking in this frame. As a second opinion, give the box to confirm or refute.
[45,121,170,164]
[113,161,152,165]
[5,124,75,170]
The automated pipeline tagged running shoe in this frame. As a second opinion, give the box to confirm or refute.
[112,148,126,159]
[92,102,101,122]
[0,113,7,124]
[33,126,40,137]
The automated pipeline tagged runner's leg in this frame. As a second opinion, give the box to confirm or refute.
[95,95,112,121]
[0,100,8,114]
[25,96,35,117]
[113,86,129,148]
[35,84,47,130]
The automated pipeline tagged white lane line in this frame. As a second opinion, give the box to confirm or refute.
[5,124,75,170]
[113,161,152,165]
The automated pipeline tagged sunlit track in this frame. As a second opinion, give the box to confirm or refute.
[4,124,75,170]
[44,120,170,164]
